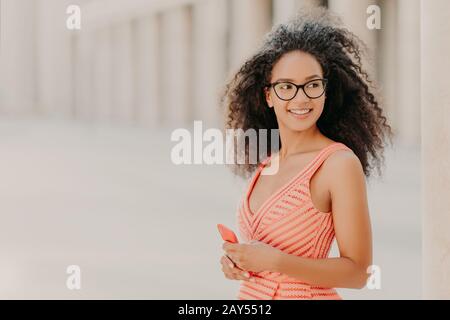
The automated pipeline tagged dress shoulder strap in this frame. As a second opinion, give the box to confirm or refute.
[302,142,353,180]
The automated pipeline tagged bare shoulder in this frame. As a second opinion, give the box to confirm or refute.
[322,148,365,184]
[326,148,361,168]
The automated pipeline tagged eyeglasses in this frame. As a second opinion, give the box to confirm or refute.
[266,78,328,100]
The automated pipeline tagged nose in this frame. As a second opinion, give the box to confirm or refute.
[291,87,310,104]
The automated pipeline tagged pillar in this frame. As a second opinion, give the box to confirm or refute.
[327,0,379,80]
[35,0,73,117]
[73,31,94,121]
[192,0,228,128]
[160,6,192,128]
[377,0,398,137]
[0,0,36,115]
[92,27,113,122]
[110,21,135,123]
[397,0,420,146]
[421,0,450,299]
[273,0,323,25]
[229,0,272,72]
[133,15,161,127]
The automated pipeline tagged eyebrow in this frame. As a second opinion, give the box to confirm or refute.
[274,74,322,82]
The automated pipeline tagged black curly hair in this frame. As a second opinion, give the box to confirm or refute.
[221,7,392,179]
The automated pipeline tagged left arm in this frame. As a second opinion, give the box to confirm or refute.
[223,152,373,289]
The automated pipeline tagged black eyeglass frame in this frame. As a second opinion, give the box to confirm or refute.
[266,78,328,100]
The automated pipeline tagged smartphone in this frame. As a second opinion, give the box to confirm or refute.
[217,224,239,243]
[217,224,254,276]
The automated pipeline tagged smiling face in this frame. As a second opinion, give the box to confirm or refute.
[265,50,326,133]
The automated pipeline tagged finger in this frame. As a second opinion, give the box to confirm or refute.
[223,267,255,281]
[222,267,241,280]
[223,255,235,268]
[225,270,247,281]
[228,255,243,267]
[223,271,234,280]
[220,255,230,266]
[234,269,256,282]
[222,242,239,252]
[234,272,252,281]
[230,267,252,280]
[221,260,250,280]
[220,258,234,273]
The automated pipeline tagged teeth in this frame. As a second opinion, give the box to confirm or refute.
[289,108,311,115]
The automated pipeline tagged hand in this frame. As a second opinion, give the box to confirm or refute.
[220,254,255,282]
[222,240,282,273]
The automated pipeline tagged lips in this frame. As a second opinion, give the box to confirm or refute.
[288,108,312,115]
[288,108,313,119]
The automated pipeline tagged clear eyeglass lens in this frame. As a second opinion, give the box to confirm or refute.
[304,80,325,98]
[274,80,325,100]
[274,83,297,100]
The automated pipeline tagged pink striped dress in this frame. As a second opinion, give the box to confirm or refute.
[236,142,352,300]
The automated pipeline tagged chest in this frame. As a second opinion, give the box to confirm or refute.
[248,158,331,215]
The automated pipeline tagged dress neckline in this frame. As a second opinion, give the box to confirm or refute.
[245,142,342,218]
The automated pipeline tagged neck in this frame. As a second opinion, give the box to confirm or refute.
[278,124,322,160]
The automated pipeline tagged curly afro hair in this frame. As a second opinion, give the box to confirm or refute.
[221,7,392,179]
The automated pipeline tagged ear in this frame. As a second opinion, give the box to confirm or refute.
[264,87,273,108]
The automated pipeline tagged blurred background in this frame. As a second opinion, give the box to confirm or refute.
[0,0,428,299]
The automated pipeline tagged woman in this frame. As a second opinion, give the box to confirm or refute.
[220,8,392,300]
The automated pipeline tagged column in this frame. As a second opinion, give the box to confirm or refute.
[327,0,379,80]
[35,0,73,117]
[273,0,323,25]
[229,0,272,72]
[192,0,228,128]
[397,0,420,146]
[111,21,135,124]
[421,0,450,300]
[377,0,398,136]
[92,27,113,122]
[133,15,161,127]
[73,30,94,121]
[0,0,36,115]
[160,6,192,128]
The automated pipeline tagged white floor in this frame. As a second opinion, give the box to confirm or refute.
[0,118,421,299]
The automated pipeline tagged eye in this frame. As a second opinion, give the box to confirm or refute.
[277,83,294,90]
[306,80,322,88]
